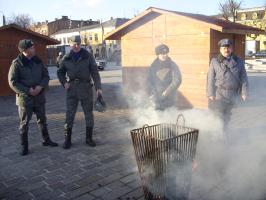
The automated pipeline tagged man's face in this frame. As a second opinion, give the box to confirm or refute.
[158,53,168,61]
[71,43,81,52]
[24,46,36,58]
[220,45,233,58]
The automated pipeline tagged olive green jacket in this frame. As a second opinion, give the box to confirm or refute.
[57,48,102,99]
[8,54,49,107]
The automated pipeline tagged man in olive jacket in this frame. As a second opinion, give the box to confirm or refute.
[57,35,102,149]
[207,38,249,136]
[8,39,58,156]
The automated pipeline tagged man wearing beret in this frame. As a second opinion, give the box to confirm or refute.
[147,44,182,110]
[207,38,249,138]
[57,35,102,149]
[8,39,58,156]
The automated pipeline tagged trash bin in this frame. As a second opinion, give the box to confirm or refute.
[130,114,199,200]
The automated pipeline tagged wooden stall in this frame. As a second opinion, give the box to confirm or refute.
[0,24,59,96]
[105,7,264,109]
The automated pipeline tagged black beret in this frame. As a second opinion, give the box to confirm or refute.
[218,39,233,47]
[155,44,169,55]
[68,35,81,44]
[18,39,34,52]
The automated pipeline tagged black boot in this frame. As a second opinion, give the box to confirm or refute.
[86,127,96,147]
[63,128,72,149]
[20,131,29,156]
[39,124,58,147]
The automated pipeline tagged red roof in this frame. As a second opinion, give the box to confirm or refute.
[0,24,60,45]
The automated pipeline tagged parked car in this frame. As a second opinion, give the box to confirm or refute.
[253,50,266,58]
[96,59,106,70]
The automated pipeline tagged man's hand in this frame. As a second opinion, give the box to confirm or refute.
[64,83,70,91]
[162,90,168,97]
[96,89,102,96]
[242,95,247,101]
[34,86,43,95]
[29,87,38,96]
[209,96,215,101]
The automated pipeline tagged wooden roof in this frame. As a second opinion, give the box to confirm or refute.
[105,7,265,40]
[0,24,60,45]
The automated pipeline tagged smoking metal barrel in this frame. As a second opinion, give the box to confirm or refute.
[130,114,199,200]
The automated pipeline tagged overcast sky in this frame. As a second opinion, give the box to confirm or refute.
[0,0,265,24]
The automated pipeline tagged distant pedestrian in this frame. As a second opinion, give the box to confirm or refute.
[56,52,64,68]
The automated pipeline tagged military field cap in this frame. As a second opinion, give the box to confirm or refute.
[155,44,169,55]
[218,38,233,47]
[18,39,34,52]
[68,35,81,44]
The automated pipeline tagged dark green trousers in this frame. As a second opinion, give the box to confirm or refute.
[18,104,47,134]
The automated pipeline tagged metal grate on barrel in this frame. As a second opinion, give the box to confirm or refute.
[130,114,199,200]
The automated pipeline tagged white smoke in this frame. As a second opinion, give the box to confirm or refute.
[123,85,266,200]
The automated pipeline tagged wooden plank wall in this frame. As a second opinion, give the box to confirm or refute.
[0,28,49,96]
[121,13,212,108]
[209,29,245,60]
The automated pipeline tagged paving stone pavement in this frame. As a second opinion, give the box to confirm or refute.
[0,79,144,200]
[0,72,266,200]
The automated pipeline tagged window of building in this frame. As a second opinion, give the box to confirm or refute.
[252,12,258,20]
[241,13,246,20]
[95,33,98,41]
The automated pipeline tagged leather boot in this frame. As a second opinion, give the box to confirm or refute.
[20,131,29,156]
[39,124,58,147]
[63,128,72,149]
[86,127,96,147]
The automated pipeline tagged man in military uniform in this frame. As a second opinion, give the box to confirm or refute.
[207,38,249,136]
[8,39,58,156]
[57,35,102,149]
[147,44,182,110]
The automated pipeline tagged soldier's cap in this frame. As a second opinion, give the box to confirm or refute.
[18,39,34,52]
[218,39,233,47]
[68,35,81,45]
[155,44,169,55]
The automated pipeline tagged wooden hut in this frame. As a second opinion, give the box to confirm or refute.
[105,7,264,109]
[0,24,60,96]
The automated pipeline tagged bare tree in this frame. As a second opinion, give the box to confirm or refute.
[219,0,242,22]
[8,13,33,28]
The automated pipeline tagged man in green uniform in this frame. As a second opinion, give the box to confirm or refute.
[8,39,58,156]
[57,35,102,149]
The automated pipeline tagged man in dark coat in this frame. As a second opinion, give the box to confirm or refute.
[147,44,182,110]
[207,38,249,135]
[8,39,58,156]
[57,35,102,149]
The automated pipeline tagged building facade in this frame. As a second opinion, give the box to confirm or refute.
[30,16,99,36]
[49,18,129,62]
[235,6,266,53]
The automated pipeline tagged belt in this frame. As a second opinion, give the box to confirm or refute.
[70,78,90,84]
[218,85,238,91]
